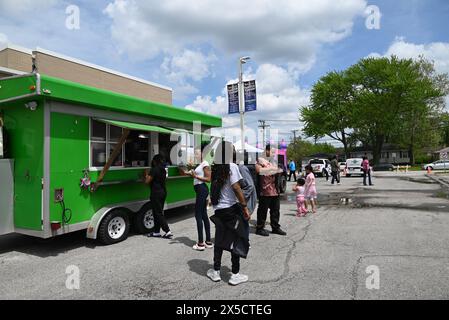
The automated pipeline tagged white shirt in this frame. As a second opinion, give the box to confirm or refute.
[194,161,210,186]
[214,163,243,210]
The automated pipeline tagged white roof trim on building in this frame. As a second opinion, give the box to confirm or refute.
[0,43,172,92]
[0,43,33,55]
[0,66,27,76]
[35,47,173,92]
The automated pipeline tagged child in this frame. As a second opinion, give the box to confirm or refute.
[304,165,318,213]
[293,178,308,217]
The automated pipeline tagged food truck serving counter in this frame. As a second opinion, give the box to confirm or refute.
[0,73,222,244]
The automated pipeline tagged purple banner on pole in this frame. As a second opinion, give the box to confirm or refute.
[244,80,257,112]
[227,83,240,114]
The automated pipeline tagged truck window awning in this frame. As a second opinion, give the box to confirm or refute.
[97,119,173,134]
[163,127,221,139]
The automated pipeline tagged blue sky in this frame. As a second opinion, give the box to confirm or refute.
[1,0,448,145]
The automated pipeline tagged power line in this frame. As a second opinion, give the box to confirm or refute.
[260,119,300,123]
[258,120,270,145]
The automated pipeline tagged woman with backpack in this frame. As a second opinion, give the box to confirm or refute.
[207,141,251,286]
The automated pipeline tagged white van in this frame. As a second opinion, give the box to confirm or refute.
[346,158,364,177]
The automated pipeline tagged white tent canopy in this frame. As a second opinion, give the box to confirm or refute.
[233,140,264,153]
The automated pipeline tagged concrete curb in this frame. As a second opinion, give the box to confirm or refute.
[426,174,449,189]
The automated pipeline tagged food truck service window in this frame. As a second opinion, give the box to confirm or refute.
[90,120,124,168]
[90,119,198,169]
[124,131,150,168]
[90,119,179,169]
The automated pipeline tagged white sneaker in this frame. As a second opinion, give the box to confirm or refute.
[162,231,173,239]
[229,273,248,286]
[207,269,221,282]
[205,242,214,249]
[193,243,206,251]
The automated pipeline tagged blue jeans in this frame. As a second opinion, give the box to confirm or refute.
[194,183,211,243]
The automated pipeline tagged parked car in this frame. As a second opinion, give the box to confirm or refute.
[373,163,395,171]
[422,160,449,171]
[339,162,347,172]
[309,159,331,177]
[345,158,364,177]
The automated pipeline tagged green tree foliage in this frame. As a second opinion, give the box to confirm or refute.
[441,113,449,147]
[301,56,449,165]
[301,71,355,158]
[287,138,336,164]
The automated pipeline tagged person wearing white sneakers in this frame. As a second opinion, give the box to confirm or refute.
[188,145,214,251]
[207,141,250,286]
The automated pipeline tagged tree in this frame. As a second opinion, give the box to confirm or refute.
[392,57,449,164]
[347,56,448,165]
[301,71,355,158]
[287,138,336,164]
[301,56,448,165]
[441,113,449,147]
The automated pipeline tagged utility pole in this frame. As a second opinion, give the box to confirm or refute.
[292,129,300,142]
[238,57,250,148]
[258,119,300,147]
[258,120,270,147]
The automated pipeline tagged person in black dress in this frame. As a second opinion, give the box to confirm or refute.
[144,154,173,239]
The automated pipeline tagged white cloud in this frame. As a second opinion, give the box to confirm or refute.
[104,0,367,66]
[371,37,449,74]
[186,95,227,114]
[162,50,217,83]
[186,63,310,142]
[371,38,449,111]
[159,49,218,100]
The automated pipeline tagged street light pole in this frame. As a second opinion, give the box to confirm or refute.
[238,56,250,150]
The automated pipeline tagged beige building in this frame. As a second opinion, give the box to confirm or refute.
[0,44,172,105]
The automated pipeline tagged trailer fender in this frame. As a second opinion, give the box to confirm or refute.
[86,200,148,239]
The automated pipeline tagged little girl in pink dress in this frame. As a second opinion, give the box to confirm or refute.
[293,178,308,217]
[304,165,318,213]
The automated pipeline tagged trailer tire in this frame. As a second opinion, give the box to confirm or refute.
[134,203,155,234]
[98,210,130,245]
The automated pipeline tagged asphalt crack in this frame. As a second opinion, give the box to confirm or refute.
[249,219,313,285]
[348,254,449,300]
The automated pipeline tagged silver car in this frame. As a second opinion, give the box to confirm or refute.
[422,160,449,171]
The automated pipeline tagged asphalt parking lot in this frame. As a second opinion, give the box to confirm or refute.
[1,171,448,300]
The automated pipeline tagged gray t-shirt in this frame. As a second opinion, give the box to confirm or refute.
[213,163,243,211]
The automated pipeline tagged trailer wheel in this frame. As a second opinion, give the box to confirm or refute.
[98,210,130,245]
[134,203,155,234]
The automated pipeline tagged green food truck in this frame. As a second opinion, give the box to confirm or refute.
[0,72,222,244]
